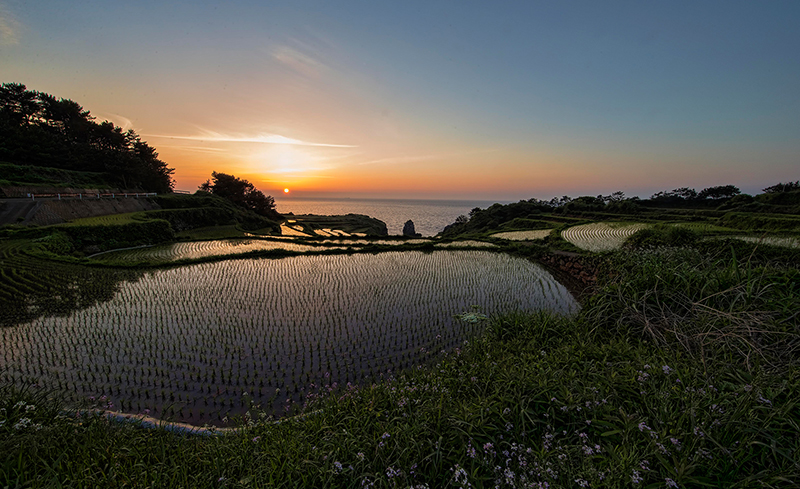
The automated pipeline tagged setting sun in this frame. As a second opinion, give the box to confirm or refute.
[284,188,290,193]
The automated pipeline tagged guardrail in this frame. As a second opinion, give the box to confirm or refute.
[22,192,158,200]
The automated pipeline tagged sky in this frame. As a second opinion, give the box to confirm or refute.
[1,1,799,201]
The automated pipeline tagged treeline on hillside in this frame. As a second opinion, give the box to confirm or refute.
[0,82,174,193]
[442,182,800,237]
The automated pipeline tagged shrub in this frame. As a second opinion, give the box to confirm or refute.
[60,219,175,251]
[718,212,800,231]
[33,231,74,255]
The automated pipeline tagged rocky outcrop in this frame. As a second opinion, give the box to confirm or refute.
[403,220,422,238]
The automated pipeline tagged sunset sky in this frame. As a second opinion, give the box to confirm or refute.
[2,1,798,200]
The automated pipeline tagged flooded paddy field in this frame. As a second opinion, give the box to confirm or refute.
[1,250,578,425]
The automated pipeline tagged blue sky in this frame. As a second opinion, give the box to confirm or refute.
[2,1,798,199]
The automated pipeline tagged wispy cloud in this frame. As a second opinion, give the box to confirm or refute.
[355,154,442,166]
[147,130,356,148]
[355,148,501,166]
[271,44,328,78]
[95,113,134,131]
[156,145,226,153]
[0,5,21,46]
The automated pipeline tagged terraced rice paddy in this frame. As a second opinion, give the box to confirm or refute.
[0,250,577,425]
[91,239,347,263]
[61,212,144,226]
[730,235,800,249]
[90,238,451,264]
[279,224,312,237]
[561,222,649,251]
[319,239,432,246]
[671,222,739,233]
[435,240,498,248]
[0,240,138,326]
[491,230,553,241]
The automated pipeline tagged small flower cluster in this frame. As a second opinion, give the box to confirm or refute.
[2,401,43,432]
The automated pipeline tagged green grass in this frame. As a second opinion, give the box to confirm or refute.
[669,221,739,234]
[2,242,798,487]
[59,212,147,227]
[176,224,252,240]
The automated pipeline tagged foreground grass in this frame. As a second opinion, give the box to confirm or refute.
[2,244,799,488]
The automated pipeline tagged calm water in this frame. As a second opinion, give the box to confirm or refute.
[2,251,577,424]
[275,198,507,236]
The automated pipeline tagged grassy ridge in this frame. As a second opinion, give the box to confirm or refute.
[1,242,798,487]
[0,162,115,190]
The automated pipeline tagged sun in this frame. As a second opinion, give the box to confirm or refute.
[284,188,290,193]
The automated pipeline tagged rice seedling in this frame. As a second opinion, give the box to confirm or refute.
[729,235,800,249]
[0,250,577,426]
[491,229,554,241]
[561,222,649,252]
[2,237,798,487]
[91,238,347,263]
[279,224,313,237]
[435,240,499,248]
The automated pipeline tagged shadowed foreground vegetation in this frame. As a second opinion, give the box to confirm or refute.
[2,239,798,488]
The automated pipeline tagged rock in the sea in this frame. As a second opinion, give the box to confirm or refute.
[403,220,422,237]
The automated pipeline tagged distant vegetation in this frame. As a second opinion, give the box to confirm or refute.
[0,82,174,193]
[442,183,800,238]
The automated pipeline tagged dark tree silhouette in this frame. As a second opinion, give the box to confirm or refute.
[762,181,800,193]
[199,172,278,218]
[651,188,698,201]
[0,82,174,192]
[698,185,741,199]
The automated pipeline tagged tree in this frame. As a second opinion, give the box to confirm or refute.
[698,185,741,199]
[673,187,698,200]
[650,188,697,201]
[0,83,38,125]
[602,191,626,203]
[762,181,800,193]
[0,82,175,192]
[199,172,277,218]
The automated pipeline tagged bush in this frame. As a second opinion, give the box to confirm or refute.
[718,212,800,231]
[586,246,800,369]
[33,231,74,255]
[754,189,800,207]
[60,219,175,252]
[498,218,554,230]
[145,208,237,232]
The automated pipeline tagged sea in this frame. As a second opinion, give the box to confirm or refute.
[274,198,509,237]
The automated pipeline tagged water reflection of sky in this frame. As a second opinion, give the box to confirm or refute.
[276,198,509,236]
[1,251,576,425]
